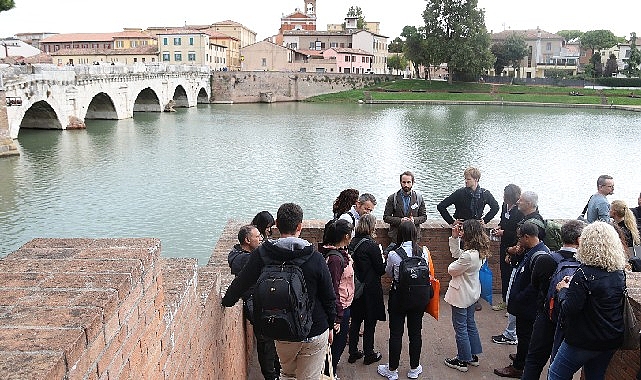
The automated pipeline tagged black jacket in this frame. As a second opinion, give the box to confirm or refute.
[507,241,549,319]
[437,186,499,225]
[530,248,575,313]
[227,244,253,301]
[558,265,624,350]
[222,238,336,339]
[350,234,387,321]
[498,203,525,249]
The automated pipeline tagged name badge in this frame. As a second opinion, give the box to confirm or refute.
[411,203,419,210]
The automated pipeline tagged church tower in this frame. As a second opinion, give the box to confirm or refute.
[304,0,316,17]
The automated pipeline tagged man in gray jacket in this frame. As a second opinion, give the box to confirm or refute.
[383,171,427,242]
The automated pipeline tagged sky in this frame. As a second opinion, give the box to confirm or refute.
[0,0,639,41]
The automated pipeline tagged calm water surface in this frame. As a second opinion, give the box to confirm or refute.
[1,103,639,264]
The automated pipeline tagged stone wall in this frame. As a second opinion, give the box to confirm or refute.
[210,71,398,103]
[1,222,639,379]
[0,90,20,157]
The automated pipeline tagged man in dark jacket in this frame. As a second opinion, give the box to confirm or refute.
[494,221,549,378]
[520,220,584,380]
[383,171,427,241]
[227,224,280,380]
[437,166,499,227]
[222,203,336,380]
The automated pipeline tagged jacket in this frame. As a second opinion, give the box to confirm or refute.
[437,186,499,225]
[498,203,525,249]
[383,189,427,241]
[558,265,624,350]
[349,234,387,321]
[507,241,549,319]
[325,248,354,323]
[227,244,253,301]
[444,237,482,309]
[221,237,337,339]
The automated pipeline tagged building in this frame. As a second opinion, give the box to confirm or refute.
[240,40,309,71]
[490,29,576,78]
[322,47,373,74]
[14,32,58,50]
[209,20,256,48]
[40,33,116,53]
[198,29,239,71]
[276,0,317,45]
[112,29,156,49]
[0,37,42,62]
[49,46,159,65]
[157,29,215,67]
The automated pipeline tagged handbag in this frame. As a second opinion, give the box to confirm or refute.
[479,259,493,305]
[423,246,440,320]
[622,287,641,350]
[320,343,335,380]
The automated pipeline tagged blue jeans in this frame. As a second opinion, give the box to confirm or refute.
[330,307,350,373]
[547,341,616,380]
[451,304,482,362]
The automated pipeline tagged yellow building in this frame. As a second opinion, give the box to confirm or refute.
[210,20,257,48]
[50,46,159,65]
[157,29,213,66]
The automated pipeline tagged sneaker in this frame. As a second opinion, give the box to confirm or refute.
[444,357,468,372]
[492,301,507,311]
[377,364,399,380]
[492,334,518,345]
[475,302,482,311]
[467,355,480,367]
[407,364,423,379]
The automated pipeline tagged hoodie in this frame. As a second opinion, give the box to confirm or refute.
[222,237,336,339]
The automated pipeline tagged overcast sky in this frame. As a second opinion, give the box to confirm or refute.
[0,0,638,41]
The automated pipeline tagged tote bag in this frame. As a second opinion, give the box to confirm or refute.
[423,246,440,320]
[479,259,493,305]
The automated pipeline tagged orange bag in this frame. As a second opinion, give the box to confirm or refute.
[423,247,440,320]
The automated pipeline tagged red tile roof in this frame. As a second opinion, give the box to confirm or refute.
[41,33,117,43]
[50,45,158,56]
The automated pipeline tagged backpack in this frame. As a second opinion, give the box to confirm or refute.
[326,250,355,309]
[526,218,563,251]
[253,247,314,342]
[546,252,580,322]
[394,247,433,312]
[348,238,368,300]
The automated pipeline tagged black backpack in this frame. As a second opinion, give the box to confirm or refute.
[546,252,580,322]
[395,247,433,312]
[253,247,314,342]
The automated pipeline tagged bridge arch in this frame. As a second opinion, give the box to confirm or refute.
[133,87,161,113]
[197,87,209,104]
[84,92,119,120]
[172,85,189,108]
[18,100,63,132]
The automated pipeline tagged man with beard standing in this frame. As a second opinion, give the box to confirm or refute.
[383,171,427,243]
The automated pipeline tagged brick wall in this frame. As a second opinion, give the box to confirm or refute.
[1,223,639,379]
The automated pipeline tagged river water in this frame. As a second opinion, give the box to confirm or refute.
[1,103,639,264]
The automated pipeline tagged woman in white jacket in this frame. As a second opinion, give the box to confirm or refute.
[443,219,490,373]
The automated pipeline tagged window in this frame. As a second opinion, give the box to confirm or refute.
[141,40,148,46]
[345,56,350,62]
[141,57,146,62]
[82,44,88,48]
[188,52,196,61]
[162,52,170,61]
[174,52,182,61]
[133,58,137,63]
[546,42,552,51]
[163,38,168,46]
[189,37,194,45]
[309,42,315,49]
[330,42,338,48]
[174,37,181,45]
[115,41,123,48]
[262,58,267,66]
[131,41,137,48]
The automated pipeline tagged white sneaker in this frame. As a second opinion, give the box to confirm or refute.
[377,364,399,380]
[407,364,423,379]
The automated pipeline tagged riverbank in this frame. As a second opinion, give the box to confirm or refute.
[306,79,641,109]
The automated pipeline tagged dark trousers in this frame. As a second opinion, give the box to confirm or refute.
[348,297,377,356]
[521,311,555,380]
[388,290,424,370]
[330,307,350,373]
[499,244,513,301]
[513,315,535,370]
[255,330,280,380]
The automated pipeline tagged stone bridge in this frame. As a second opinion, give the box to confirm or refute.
[1,64,211,139]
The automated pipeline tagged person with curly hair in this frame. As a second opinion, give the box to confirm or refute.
[443,219,490,373]
[333,188,359,220]
[548,221,627,380]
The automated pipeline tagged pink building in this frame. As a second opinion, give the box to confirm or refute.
[322,47,373,74]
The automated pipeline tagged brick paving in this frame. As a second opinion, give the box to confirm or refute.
[248,296,581,380]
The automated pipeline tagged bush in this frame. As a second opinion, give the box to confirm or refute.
[593,77,641,87]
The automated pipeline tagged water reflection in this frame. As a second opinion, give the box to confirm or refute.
[1,103,639,264]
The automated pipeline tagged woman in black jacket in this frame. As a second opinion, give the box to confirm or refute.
[347,213,386,365]
[548,221,628,380]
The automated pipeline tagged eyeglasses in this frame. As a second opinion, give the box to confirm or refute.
[601,184,614,188]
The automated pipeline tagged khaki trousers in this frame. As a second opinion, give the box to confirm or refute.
[275,329,329,380]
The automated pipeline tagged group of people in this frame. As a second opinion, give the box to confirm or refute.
[220,169,639,380]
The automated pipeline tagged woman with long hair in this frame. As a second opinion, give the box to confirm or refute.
[251,211,275,241]
[378,221,428,380]
[443,219,490,373]
[333,188,359,219]
[610,199,640,248]
[548,221,627,380]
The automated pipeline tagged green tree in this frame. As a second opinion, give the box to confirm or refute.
[346,6,366,30]
[580,30,618,54]
[504,33,528,77]
[556,30,583,41]
[491,43,509,75]
[400,26,431,79]
[389,37,404,53]
[0,0,15,12]
[603,53,618,77]
[387,54,407,74]
[589,52,603,77]
[625,32,641,78]
[422,0,494,83]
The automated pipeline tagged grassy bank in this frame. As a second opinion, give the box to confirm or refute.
[306,79,641,107]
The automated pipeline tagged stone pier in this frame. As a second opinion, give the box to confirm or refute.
[0,89,19,157]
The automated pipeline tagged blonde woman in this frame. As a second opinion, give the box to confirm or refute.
[548,221,627,380]
[610,200,640,248]
[443,219,490,373]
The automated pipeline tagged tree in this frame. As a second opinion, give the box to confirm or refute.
[400,25,431,79]
[556,30,583,41]
[580,30,618,54]
[389,37,404,53]
[491,33,527,78]
[0,0,15,12]
[588,52,603,77]
[422,0,494,83]
[603,53,618,77]
[346,6,366,30]
[625,32,641,78]
[387,54,408,74]
[491,43,509,75]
